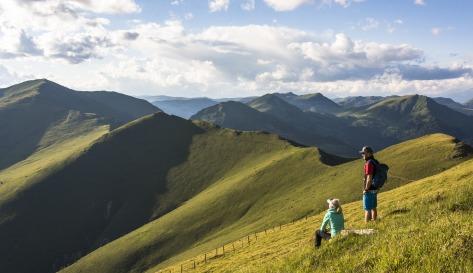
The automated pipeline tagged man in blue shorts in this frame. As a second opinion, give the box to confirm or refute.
[360,146,378,222]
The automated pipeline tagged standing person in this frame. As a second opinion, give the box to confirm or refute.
[315,198,344,248]
[360,146,378,222]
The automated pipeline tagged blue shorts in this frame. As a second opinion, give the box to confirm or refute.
[363,191,377,211]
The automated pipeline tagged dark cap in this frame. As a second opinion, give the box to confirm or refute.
[359,146,374,154]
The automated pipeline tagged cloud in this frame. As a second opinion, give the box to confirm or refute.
[263,0,363,11]
[263,0,311,11]
[241,0,256,11]
[360,17,379,31]
[15,0,141,14]
[431,27,441,36]
[209,0,230,12]
[0,2,471,99]
[414,0,426,6]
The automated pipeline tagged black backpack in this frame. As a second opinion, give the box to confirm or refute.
[368,159,389,189]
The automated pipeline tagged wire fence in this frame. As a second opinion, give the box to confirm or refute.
[156,215,311,273]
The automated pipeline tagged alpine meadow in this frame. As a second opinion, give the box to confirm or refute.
[1,1,473,273]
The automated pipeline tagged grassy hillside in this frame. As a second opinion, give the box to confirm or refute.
[434,97,473,116]
[192,100,355,156]
[0,79,159,170]
[346,95,473,146]
[334,96,386,109]
[59,133,472,273]
[156,154,473,273]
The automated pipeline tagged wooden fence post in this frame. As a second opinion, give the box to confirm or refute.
[204,253,207,263]
[180,264,183,273]
[193,260,195,269]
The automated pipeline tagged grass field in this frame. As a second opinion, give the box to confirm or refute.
[156,156,473,273]
[60,132,472,273]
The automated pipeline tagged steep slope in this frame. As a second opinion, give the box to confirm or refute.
[152,98,218,119]
[0,112,314,273]
[162,155,473,273]
[274,92,342,114]
[351,95,473,145]
[247,94,383,155]
[59,134,472,273]
[0,79,160,170]
[434,97,473,116]
[334,96,386,109]
[193,99,356,156]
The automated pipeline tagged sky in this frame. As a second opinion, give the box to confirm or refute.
[0,0,472,101]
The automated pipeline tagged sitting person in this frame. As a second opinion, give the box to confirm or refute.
[315,198,345,248]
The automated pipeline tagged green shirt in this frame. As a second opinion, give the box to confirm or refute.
[320,208,345,236]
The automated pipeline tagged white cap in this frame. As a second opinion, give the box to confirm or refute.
[327,198,340,209]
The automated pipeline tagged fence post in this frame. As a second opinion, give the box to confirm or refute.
[247,235,250,245]
[180,264,183,273]
[204,253,207,263]
[193,260,196,269]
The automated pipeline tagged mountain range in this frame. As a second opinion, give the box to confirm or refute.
[1,79,473,273]
[0,79,160,170]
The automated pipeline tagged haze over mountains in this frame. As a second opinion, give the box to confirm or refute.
[192,92,473,157]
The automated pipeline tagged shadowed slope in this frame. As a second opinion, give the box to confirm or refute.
[0,113,200,273]
[0,79,160,170]
[193,99,356,156]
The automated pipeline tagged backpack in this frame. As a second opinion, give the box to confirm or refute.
[368,159,389,189]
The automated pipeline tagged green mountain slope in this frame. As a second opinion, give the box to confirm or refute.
[159,154,473,273]
[59,133,472,273]
[350,95,473,145]
[0,79,160,170]
[334,96,386,109]
[434,97,473,116]
[192,99,356,156]
[274,92,342,114]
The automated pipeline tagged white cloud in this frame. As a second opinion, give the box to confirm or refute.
[431,27,441,36]
[414,0,426,6]
[0,1,471,99]
[263,0,311,11]
[241,0,256,11]
[263,0,363,11]
[209,0,230,12]
[289,33,423,69]
[360,17,379,31]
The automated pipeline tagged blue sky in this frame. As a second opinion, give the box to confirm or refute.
[0,0,472,101]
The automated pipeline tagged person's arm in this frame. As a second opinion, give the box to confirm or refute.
[363,161,374,193]
[320,213,330,232]
[364,174,373,192]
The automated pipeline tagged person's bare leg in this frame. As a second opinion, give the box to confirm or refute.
[371,209,377,221]
[364,211,371,222]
